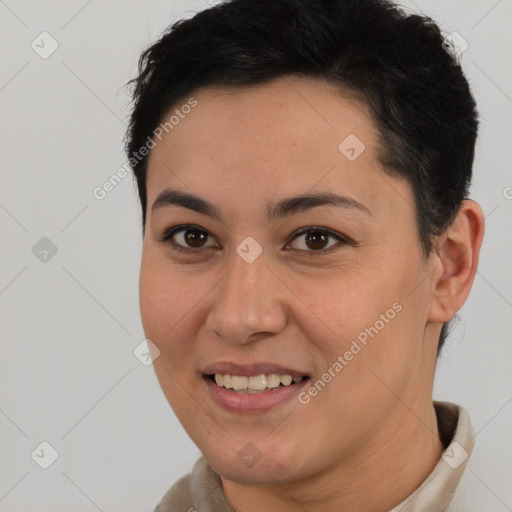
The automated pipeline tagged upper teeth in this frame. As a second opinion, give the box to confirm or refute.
[214,373,304,391]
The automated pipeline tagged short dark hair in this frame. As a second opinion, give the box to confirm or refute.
[124,0,479,355]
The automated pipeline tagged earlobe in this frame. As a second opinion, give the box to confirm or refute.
[427,200,485,323]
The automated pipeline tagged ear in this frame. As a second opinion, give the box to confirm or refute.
[427,200,485,323]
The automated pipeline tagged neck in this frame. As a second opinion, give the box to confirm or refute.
[221,401,444,512]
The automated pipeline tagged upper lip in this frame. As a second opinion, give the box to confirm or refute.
[202,361,309,378]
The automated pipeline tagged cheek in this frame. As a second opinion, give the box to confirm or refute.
[139,260,165,340]
[306,271,418,375]
[139,262,199,405]
[293,273,394,342]
[139,256,208,365]
[139,256,184,347]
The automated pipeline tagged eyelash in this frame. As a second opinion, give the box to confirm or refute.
[157,224,355,257]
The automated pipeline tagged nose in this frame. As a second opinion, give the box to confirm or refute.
[205,249,288,345]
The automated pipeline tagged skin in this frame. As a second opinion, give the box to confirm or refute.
[139,76,484,512]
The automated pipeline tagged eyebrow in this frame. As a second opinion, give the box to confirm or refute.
[151,188,372,221]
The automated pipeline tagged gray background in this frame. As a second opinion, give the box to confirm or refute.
[1,0,511,510]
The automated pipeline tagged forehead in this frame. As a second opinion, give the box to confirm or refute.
[145,76,411,222]
[149,76,376,165]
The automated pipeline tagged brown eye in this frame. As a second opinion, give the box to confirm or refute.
[183,228,208,248]
[304,231,330,251]
[286,227,353,255]
[159,225,218,253]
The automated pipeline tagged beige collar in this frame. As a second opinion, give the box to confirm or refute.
[389,401,475,511]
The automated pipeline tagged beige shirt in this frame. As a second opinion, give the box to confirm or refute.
[154,401,475,512]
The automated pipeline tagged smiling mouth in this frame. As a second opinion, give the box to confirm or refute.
[205,373,310,393]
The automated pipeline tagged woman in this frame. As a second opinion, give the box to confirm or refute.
[124,0,484,510]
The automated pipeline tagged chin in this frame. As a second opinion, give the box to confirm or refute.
[207,455,304,485]
[199,437,313,485]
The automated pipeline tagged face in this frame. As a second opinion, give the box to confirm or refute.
[139,76,439,484]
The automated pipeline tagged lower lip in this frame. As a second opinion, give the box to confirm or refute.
[203,375,310,413]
